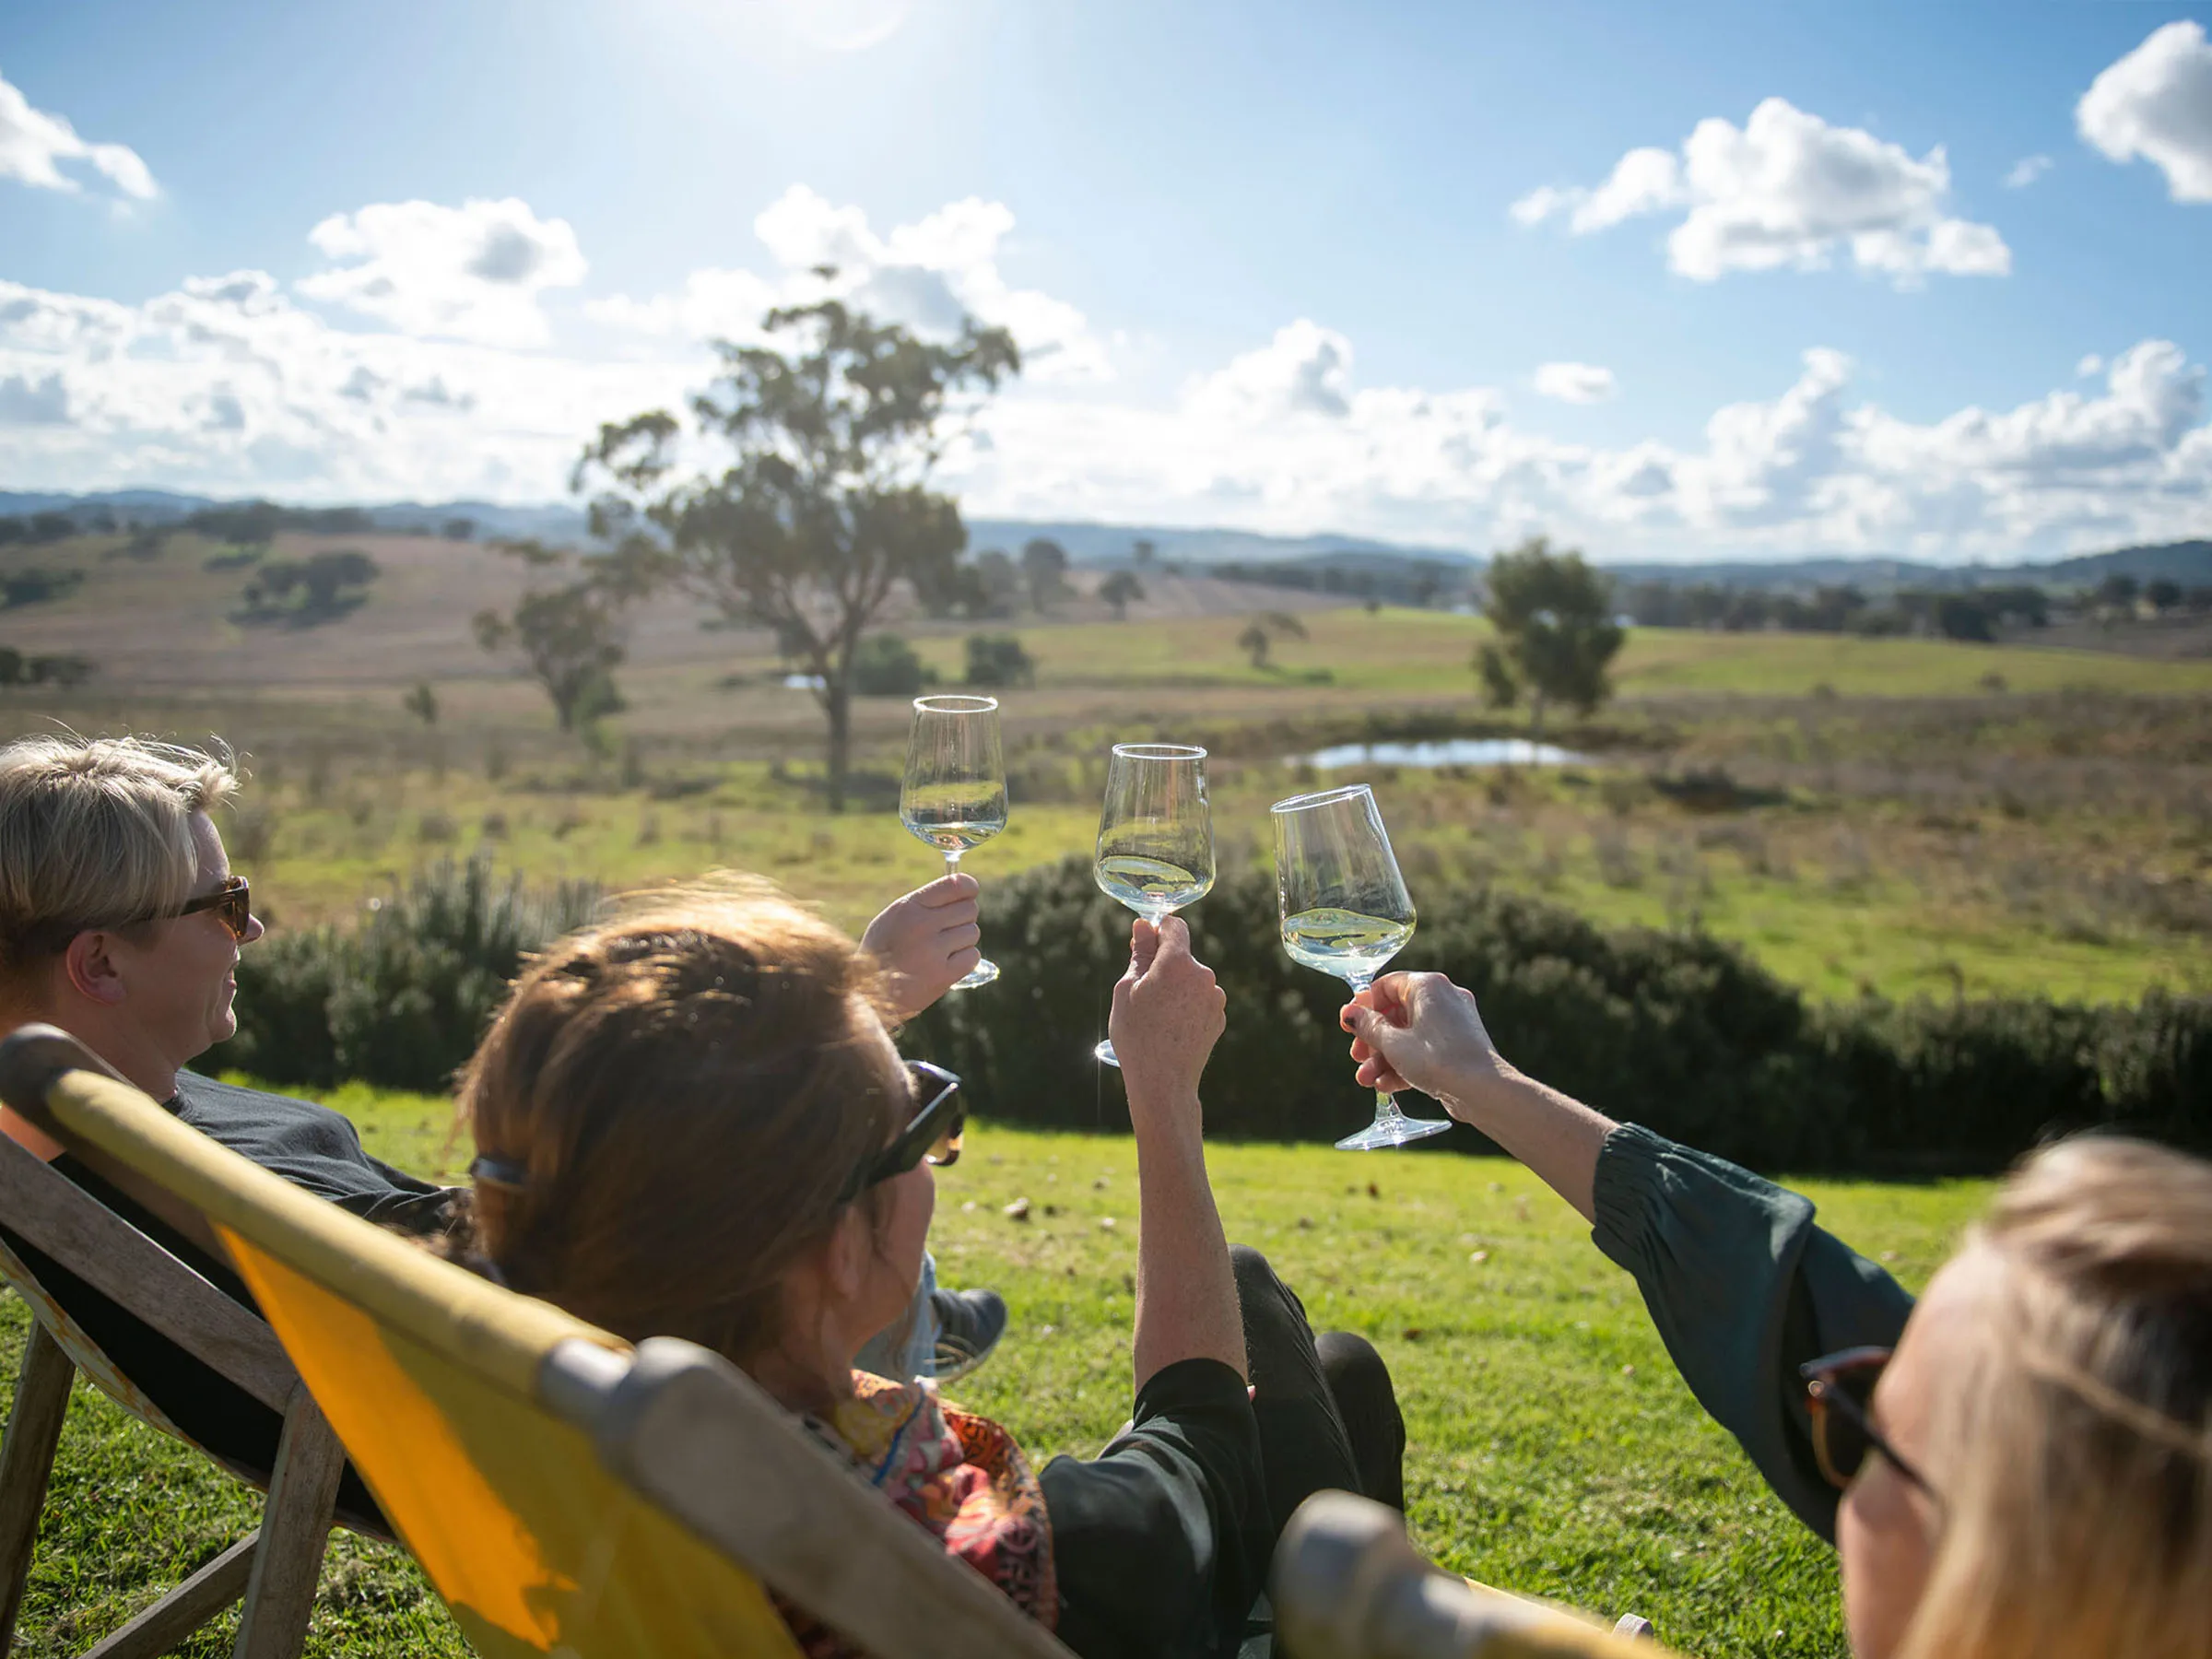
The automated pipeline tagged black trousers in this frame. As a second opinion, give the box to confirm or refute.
[1231,1244,1406,1532]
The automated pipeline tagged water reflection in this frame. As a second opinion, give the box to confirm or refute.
[1299,738,1589,770]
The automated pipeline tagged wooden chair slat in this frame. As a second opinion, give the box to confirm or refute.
[0,1130,298,1413]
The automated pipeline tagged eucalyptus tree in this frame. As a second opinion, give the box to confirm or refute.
[578,297,1018,809]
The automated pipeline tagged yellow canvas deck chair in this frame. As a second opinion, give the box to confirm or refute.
[0,1045,368,1659]
[0,1026,1077,1659]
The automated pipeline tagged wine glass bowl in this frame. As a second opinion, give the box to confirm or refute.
[1271,783,1453,1150]
[901,695,1006,990]
[1093,743,1214,1065]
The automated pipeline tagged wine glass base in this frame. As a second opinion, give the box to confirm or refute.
[951,958,1000,991]
[1335,1114,1453,1151]
[1094,1038,1122,1068]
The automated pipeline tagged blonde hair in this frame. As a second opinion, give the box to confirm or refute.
[0,735,241,988]
[1900,1135,2212,1659]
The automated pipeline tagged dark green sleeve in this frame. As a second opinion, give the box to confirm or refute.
[1040,1357,1270,1659]
[1591,1124,1915,1542]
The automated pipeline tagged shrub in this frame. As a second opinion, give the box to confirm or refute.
[229,857,599,1091]
[963,633,1036,688]
[908,857,2211,1173]
[853,633,938,696]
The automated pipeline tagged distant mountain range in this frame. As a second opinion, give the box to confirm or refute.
[2,489,2205,590]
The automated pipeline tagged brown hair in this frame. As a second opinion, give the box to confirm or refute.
[1900,1135,2212,1659]
[455,882,903,1367]
[0,734,240,991]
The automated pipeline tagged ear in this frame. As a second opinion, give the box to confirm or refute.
[821,1203,873,1308]
[63,931,129,1008]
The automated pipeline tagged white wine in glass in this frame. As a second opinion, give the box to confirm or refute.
[900,694,1007,990]
[1093,743,1214,1065]
[1271,783,1453,1151]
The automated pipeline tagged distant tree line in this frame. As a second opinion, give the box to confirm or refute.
[0,501,477,552]
[1619,572,2212,641]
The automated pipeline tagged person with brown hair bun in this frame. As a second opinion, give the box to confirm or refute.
[1340,970,2212,1659]
[449,885,1405,1659]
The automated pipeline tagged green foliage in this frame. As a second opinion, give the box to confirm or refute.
[472,546,632,735]
[578,295,1019,810]
[0,647,94,687]
[1479,536,1625,732]
[402,681,440,726]
[0,566,83,608]
[1019,537,1072,612]
[235,549,381,627]
[909,857,2211,1172]
[1098,570,1145,619]
[852,632,938,696]
[229,857,600,1091]
[963,631,1037,688]
[1237,609,1308,668]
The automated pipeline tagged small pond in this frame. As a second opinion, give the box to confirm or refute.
[1297,737,1590,770]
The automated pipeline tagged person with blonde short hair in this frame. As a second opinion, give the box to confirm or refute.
[0,735,1010,1435]
[1340,970,2212,1659]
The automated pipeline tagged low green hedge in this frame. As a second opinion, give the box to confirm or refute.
[230,854,2209,1173]
[905,857,2211,1173]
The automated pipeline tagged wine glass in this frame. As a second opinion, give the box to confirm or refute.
[900,694,1007,990]
[1092,743,1214,1066]
[1271,783,1453,1150]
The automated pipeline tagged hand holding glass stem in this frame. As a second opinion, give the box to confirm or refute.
[1271,783,1453,1150]
[899,695,1006,991]
[1094,744,1215,1066]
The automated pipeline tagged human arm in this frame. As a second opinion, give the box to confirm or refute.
[1342,972,1914,1542]
[1109,916,1244,1391]
[859,873,982,1022]
[1341,972,1617,1220]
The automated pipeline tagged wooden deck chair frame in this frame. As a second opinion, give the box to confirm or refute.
[0,1025,1077,1659]
[0,1041,359,1659]
[1273,1492,1675,1658]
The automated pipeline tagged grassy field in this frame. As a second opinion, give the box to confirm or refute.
[1,1085,1994,1659]
[7,550,2211,1005]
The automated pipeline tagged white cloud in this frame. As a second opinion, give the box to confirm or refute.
[0,271,686,501]
[2078,20,2212,203]
[0,67,158,200]
[1186,320,1353,419]
[1532,362,1618,404]
[951,326,2210,560]
[2003,154,2053,189]
[299,198,587,347]
[587,185,1109,381]
[2078,353,2105,378]
[1513,98,2010,285]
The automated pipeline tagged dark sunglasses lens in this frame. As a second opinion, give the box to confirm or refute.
[220,884,252,938]
[927,1112,964,1169]
[1812,1389,1869,1487]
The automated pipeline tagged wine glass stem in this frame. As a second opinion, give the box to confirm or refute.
[943,850,960,878]
[1344,970,1398,1119]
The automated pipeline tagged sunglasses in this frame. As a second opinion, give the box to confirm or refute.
[1801,1347,1937,1502]
[168,876,254,942]
[840,1060,964,1203]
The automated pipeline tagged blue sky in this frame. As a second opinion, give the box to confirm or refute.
[3,0,2209,560]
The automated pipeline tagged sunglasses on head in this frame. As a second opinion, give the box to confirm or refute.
[1801,1347,1937,1503]
[840,1059,964,1204]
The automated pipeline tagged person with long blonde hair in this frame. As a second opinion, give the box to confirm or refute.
[1340,970,2211,1659]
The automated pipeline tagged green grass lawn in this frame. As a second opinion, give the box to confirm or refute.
[907,611,2212,699]
[4,1088,1992,1658]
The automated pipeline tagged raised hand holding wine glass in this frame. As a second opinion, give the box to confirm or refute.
[1271,783,1453,1149]
[1093,743,1214,1066]
[900,694,1006,991]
